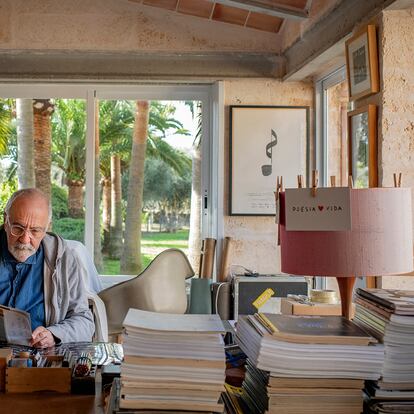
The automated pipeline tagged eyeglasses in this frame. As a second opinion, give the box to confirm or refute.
[6,218,46,240]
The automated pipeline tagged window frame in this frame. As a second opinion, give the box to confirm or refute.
[0,82,223,276]
[313,66,347,290]
[314,66,347,188]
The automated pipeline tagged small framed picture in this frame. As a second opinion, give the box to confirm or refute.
[345,25,380,101]
[347,104,377,188]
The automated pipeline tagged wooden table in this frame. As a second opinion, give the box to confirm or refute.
[0,392,104,414]
[0,372,106,414]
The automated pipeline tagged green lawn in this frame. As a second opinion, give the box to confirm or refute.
[101,229,189,275]
[141,229,189,248]
[102,254,153,275]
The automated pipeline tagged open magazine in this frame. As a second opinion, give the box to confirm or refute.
[0,305,32,346]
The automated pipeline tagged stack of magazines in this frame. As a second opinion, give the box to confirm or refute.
[120,308,226,413]
[353,288,414,414]
[236,313,384,414]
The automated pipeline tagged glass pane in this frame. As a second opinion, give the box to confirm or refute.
[326,80,349,186]
[351,112,369,189]
[325,79,348,294]
[96,99,201,278]
[0,98,86,240]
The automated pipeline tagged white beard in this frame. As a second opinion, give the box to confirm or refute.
[10,243,36,262]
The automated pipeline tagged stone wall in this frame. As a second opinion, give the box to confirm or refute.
[223,79,313,275]
[0,0,280,53]
[378,8,414,288]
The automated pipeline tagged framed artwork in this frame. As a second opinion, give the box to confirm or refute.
[229,105,309,216]
[345,25,380,101]
[348,104,378,189]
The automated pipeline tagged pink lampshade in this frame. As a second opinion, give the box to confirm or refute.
[280,188,413,277]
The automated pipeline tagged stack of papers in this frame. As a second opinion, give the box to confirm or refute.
[354,288,414,413]
[120,309,226,413]
[237,314,384,379]
[236,313,384,414]
[242,361,365,414]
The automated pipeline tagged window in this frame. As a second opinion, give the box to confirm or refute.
[0,83,222,278]
[315,66,349,187]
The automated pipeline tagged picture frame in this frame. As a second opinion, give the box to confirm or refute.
[229,105,309,216]
[347,104,378,189]
[345,25,380,101]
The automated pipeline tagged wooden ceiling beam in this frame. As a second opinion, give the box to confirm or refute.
[0,50,285,80]
[212,0,309,20]
[284,0,398,79]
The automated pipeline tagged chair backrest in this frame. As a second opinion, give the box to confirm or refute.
[66,239,103,293]
[98,248,194,337]
[65,239,107,341]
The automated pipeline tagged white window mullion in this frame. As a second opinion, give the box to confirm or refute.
[313,66,346,289]
[84,89,96,256]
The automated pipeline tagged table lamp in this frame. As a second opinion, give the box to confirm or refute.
[279,187,413,319]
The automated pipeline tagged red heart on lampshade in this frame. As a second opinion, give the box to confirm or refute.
[318,205,324,211]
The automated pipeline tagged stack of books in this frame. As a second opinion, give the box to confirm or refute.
[353,288,414,414]
[120,308,226,413]
[221,383,249,414]
[236,313,384,414]
[242,361,365,414]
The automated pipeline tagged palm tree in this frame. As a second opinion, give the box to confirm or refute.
[99,100,134,255]
[16,99,35,189]
[0,99,12,155]
[120,101,191,273]
[33,99,54,203]
[0,100,14,198]
[108,154,123,258]
[51,99,86,218]
[120,100,149,274]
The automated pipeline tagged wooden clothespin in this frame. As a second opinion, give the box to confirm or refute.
[297,175,303,188]
[348,175,354,188]
[330,175,336,187]
[275,176,284,197]
[275,176,280,202]
[311,170,318,197]
[274,176,283,225]
[393,172,402,187]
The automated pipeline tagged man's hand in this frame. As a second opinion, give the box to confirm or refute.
[30,326,55,348]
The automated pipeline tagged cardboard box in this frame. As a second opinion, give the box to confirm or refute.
[281,297,355,317]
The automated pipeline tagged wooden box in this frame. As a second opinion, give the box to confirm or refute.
[6,355,71,393]
[0,348,12,392]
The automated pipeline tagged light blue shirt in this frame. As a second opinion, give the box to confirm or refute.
[0,230,45,331]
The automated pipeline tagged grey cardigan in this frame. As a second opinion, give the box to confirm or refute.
[41,232,95,343]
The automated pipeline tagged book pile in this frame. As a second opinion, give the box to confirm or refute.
[236,313,384,414]
[242,361,365,414]
[120,308,226,413]
[353,288,414,414]
[221,383,250,414]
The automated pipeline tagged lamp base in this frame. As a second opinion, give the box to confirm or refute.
[336,276,356,320]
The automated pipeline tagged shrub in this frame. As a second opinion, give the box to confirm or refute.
[52,217,84,242]
[0,179,18,224]
[51,184,69,219]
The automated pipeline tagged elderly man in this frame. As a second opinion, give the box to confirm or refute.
[0,188,94,348]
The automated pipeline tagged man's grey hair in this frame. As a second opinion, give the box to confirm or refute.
[4,188,52,223]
